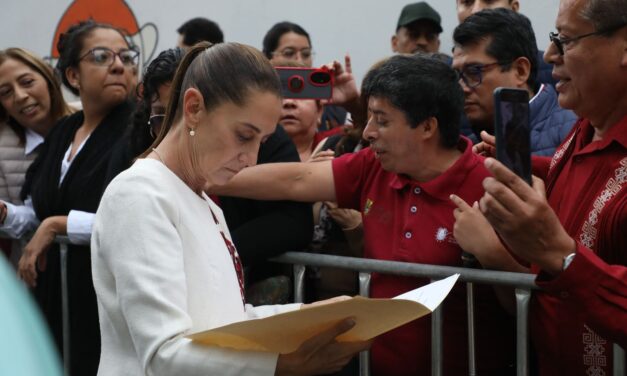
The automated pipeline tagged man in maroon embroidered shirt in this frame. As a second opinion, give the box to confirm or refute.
[453,0,626,374]
[216,55,516,375]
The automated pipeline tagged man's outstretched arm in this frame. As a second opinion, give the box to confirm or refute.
[212,160,337,204]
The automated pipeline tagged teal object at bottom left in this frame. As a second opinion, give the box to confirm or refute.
[0,255,63,376]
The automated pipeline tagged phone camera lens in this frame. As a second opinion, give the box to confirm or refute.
[288,75,305,92]
[310,71,331,85]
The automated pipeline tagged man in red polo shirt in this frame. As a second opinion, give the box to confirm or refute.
[453,0,626,374]
[217,54,515,375]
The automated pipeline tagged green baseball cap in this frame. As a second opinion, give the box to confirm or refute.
[396,2,443,33]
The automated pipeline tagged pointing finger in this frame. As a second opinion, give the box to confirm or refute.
[450,194,472,211]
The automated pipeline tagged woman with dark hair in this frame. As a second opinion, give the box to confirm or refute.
[0,48,73,260]
[1,20,138,375]
[105,47,185,183]
[92,42,369,376]
[262,21,313,66]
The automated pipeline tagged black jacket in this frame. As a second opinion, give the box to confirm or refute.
[21,100,133,376]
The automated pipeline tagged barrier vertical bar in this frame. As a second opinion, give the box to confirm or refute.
[359,272,371,376]
[431,279,443,376]
[466,283,477,376]
[614,344,625,376]
[59,243,70,375]
[515,288,531,376]
[293,264,306,303]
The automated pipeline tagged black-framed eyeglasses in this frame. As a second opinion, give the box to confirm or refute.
[549,23,626,56]
[272,48,314,61]
[456,61,510,89]
[79,47,140,67]
[148,114,165,138]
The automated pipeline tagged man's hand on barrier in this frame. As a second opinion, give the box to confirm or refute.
[479,158,575,275]
[18,216,67,287]
[0,201,7,224]
[450,194,529,273]
[450,195,500,262]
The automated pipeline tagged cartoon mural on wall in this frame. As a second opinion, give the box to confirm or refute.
[50,0,158,66]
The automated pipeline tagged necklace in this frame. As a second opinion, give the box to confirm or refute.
[152,148,165,164]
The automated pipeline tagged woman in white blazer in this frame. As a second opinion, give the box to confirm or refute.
[91,42,369,376]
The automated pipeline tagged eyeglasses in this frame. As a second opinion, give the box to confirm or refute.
[79,47,140,67]
[549,23,626,56]
[456,62,510,88]
[148,114,165,138]
[272,48,314,61]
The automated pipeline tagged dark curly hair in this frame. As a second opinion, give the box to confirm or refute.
[127,47,185,159]
[143,42,282,157]
[55,20,131,96]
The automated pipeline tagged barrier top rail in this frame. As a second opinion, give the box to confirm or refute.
[2,235,538,290]
[271,252,539,290]
[3,235,539,290]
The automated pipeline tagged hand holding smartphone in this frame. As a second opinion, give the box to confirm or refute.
[493,87,532,184]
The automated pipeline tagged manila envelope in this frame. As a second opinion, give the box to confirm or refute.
[188,274,459,353]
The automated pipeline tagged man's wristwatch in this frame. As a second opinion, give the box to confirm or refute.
[562,252,576,271]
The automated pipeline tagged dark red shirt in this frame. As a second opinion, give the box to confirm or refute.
[332,137,515,375]
[531,116,627,376]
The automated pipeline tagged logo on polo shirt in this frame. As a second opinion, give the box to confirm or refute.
[364,199,374,215]
[435,227,457,244]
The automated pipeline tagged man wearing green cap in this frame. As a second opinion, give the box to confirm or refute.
[392,1,443,54]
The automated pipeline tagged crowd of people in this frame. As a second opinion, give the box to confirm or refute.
[0,0,625,375]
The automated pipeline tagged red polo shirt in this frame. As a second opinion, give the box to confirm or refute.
[332,137,515,375]
[530,116,627,376]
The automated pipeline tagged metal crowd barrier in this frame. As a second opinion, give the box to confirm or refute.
[270,252,626,376]
[56,237,71,374]
[1,236,624,376]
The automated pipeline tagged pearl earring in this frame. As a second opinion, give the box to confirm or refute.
[189,128,196,136]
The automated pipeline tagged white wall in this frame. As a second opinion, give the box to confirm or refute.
[0,0,560,87]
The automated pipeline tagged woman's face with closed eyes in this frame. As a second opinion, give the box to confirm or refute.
[190,89,282,187]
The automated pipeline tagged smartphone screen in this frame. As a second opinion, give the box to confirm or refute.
[494,88,531,184]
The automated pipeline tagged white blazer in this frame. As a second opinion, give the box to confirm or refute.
[92,159,300,376]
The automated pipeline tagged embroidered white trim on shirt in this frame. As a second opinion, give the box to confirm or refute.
[550,132,575,171]
[579,157,627,249]
[582,325,607,376]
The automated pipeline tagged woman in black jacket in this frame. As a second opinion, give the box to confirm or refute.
[14,20,137,375]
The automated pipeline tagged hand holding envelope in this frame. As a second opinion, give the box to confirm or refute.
[188,274,460,353]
